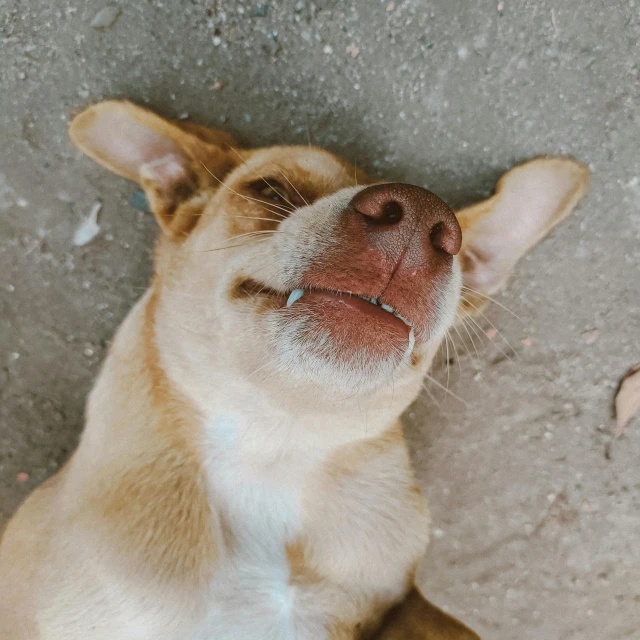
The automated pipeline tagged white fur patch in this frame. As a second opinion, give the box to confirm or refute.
[192,414,328,640]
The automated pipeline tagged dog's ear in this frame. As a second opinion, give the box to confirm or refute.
[69,101,239,238]
[456,157,589,301]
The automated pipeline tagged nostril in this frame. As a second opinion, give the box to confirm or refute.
[370,200,403,226]
[429,220,461,255]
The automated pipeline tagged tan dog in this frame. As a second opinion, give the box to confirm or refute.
[0,101,588,639]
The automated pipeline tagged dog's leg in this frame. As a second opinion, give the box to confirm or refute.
[369,588,481,640]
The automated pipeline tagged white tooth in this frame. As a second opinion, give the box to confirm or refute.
[408,327,415,352]
[286,289,305,307]
[380,303,394,313]
[395,312,412,327]
[370,298,378,305]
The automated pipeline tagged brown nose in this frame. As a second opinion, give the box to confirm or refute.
[350,183,462,256]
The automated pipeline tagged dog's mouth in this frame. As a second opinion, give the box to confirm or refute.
[237,278,415,358]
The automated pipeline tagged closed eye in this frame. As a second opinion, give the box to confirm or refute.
[247,179,296,212]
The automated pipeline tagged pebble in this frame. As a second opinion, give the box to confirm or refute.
[346,44,360,59]
[90,5,122,29]
[16,472,29,482]
[581,328,599,345]
[249,5,268,18]
[129,190,150,212]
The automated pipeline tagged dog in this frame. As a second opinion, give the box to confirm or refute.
[0,101,588,639]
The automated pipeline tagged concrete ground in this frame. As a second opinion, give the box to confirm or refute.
[1,0,639,637]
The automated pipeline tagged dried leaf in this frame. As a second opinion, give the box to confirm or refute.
[73,202,102,246]
[615,364,640,436]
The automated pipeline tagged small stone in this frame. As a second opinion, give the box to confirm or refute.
[346,43,360,58]
[521,337,532,347]
[129,190,149,212]
[485,327,498,339]
[84,345,95,357]
[17,472,29,482]
[177,111,189,120]
[90,5,121,29]
[323,44,333,55]
[212,36,222,46]
[581,328,599,344]
[9,352,20,362]
[249,5,268,17]
[213,80,224,90]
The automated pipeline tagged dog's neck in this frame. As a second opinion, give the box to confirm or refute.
[82,287,422,476]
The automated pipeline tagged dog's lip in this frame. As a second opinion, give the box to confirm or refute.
[236,278,414,328]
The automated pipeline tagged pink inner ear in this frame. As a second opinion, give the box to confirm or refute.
[140,155,192,193]
[83,107,186,179]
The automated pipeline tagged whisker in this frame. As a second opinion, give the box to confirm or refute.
[246,356,283,380]
[226,147,298,211]
[461,285,523,322]
[227,215,287,224]
[419,382,443,409]
[462,296,517,354]
[462,308,515,362]
[199,161,293,216]
[195,229,288,253]
[423,374,468,406]
[457,314,481,358]
[443,331,451,390]
[198,237,271,253]
[268,161,310,207]
[451,321,474,362]
[446,330,462,379]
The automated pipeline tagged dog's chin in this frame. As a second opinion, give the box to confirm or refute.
[264,307,416,398]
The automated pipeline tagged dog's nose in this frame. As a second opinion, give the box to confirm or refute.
[350,183,462,256]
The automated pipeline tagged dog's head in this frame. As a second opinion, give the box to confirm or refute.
[70,102,588,405]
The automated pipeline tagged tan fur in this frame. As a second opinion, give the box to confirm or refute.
[0,101,589,639]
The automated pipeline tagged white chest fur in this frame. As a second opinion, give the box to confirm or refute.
[189,413,429,640]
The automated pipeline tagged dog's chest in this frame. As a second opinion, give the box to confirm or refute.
[191,419,428,640]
